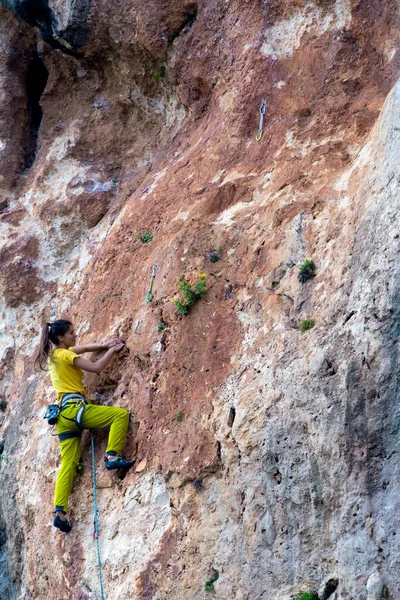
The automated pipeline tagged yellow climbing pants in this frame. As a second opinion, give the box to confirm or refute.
[54,404,130,512]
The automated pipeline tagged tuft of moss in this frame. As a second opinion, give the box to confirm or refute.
[158,321,166,332]
[300,319,315,332]
[137,231,153,244]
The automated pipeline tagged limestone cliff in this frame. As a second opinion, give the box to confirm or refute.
[0,1,400,599]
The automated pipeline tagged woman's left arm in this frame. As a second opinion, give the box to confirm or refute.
[72,339,123,355]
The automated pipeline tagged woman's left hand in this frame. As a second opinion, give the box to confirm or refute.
[102,338,125,349]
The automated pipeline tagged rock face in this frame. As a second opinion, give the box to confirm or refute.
[0,1,400,599]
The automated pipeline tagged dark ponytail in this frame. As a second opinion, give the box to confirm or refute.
[34,320,72,371]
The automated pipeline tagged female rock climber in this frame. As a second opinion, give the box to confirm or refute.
[35,319,134,533]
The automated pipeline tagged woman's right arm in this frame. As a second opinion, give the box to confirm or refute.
[73,343,124,374]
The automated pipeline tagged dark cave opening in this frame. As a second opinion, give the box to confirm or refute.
[6,0,88,52]
[168,3,198,43]
[16,0,55,42]
[23,53,48,171]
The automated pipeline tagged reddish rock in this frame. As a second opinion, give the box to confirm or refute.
[0,234,54,307]
[0,1,400,599]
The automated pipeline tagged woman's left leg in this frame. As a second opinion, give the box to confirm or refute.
[54,435,82,513]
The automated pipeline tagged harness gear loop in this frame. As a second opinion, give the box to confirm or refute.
[146,264,159,303]
[91,431,106,600]
[256,100,267,142]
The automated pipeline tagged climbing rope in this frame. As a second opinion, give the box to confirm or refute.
[91,431,106,600]
[146,264,158,302]
[256,100,267,141]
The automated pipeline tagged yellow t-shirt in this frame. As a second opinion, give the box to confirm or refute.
[49,348,85,402]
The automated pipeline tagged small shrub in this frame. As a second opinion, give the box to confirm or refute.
[296,592,319,600]
[154,67,166,80]
[158,321,166,332]
[217,247,223,254]
[298,259,315,283]
[112,178,119,184]
[205,569,219,594]
[137,231,153,244]
[173,274,207,315]
[174,410,184,422]
[300,319,315,332]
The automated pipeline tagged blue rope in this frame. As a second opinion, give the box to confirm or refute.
[91,431,106,600]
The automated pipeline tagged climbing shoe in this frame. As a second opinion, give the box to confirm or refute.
[104,456,135,470]
[53,514,72,533]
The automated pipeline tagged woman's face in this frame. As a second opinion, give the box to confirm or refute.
[60,324,77,348]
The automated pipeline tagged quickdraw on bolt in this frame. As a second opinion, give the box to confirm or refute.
[256,100,267,142]
[146,264,158,303]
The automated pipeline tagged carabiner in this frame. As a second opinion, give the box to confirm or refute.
[256,100,267,142]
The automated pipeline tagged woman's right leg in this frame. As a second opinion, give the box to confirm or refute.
[81,405,130,456]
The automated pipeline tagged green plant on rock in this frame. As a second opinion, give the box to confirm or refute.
[173,410,184,422]
[295,592,319,600]
[158,321,166,332]
[173,274,207,315]
[137,231,153,244]
[300,319,315,332]
[298,258,316,283]
[154,67,166,80]
[204,569,219,594]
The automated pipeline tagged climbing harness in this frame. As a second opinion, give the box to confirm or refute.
[91,431,106,600]
[256,100,267,142]
[146,264,158,302]
[44,393,87,427]
[60,393,87,428]
[51,394,88,439]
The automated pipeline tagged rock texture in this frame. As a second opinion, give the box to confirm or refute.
[0,1,400,599]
